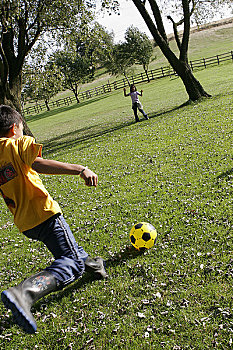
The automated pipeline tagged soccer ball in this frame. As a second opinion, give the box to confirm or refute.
[129,222,157,251]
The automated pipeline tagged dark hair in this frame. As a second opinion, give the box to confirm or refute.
[0,105,23,137]
[130,84,137,93]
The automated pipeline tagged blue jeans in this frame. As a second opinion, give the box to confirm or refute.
[132,102,147,121]
[23,214,88,289]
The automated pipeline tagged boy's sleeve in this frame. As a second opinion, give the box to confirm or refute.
[17,136,43,166]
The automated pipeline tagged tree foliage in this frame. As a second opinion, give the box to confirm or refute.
[54,51,94,103]
[52,22,113,102]
[76,22,114,69]
[124,26,154,73]
[0,0,96,135]
[105,26,153,84]
[23,61,62,111]
[159,0,233,27]
[105,42,135,85]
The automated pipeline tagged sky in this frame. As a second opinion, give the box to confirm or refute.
[95,0,232,43]
[95,0,159,42]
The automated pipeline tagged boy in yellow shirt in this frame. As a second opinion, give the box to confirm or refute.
[0,105,107,334]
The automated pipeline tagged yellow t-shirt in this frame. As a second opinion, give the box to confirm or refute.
[0,136,61,232]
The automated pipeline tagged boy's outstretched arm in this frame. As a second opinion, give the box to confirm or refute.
[32,157,98,187]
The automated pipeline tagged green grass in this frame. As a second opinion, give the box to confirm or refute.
[0,62,233,349]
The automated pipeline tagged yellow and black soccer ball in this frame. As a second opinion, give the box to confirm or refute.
[129,222,157,251]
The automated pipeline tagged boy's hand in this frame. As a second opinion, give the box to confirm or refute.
[80,168,98,187]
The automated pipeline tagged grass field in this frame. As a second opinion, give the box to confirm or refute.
[0,56,233,348]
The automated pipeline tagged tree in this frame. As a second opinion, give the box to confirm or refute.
[124,26,154,81]
[131,0,233,101]
[76,22,114,70]
[105,42,135,85]
[105,26,153,84]
[0,0,93,135]
[53,21,114,101]
[23,61,63,111]
[54,52,94,103]
[161,0,233,27]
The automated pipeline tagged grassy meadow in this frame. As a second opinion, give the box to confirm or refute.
[0,43,233,349]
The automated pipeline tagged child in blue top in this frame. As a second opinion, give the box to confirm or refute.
[124,84,149,122]
[0,105,107,334]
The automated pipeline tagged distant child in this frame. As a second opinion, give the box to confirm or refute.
[123,84,149,122]
[0,105,107,334]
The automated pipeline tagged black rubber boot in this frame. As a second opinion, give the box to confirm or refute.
[85,257,108,280]
[1,270,57,334]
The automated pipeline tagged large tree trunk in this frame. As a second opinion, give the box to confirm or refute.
[167,58,211,101]
[0,74,34,137]
[0,81,33,137]
[0,18,34,137]
[177,62,211,100]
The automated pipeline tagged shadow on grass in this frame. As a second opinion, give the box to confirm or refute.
[26,93,114,123]
[216,168,233,179]
[43,246,143,301]
[42,119,136,156]
[42,102,186,157]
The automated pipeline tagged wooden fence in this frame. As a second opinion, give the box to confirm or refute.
[23,50,233,116]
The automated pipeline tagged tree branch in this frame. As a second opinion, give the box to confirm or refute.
[132,0,179,70]
[167,15,181,50]
[167,0,195,61]
[180,0,191,62]
[147,0,168,44]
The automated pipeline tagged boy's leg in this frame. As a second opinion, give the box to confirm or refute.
[1,214,107,333]
[24,214,107,288]
[1,270,57,334]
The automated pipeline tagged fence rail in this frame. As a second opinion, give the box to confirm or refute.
[23,50,233,116]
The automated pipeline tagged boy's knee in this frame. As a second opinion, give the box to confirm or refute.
[45,256,85,289]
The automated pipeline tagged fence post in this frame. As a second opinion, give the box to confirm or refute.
[151,70,154,80]
[190,61,193,71]
[203,58,206,68]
